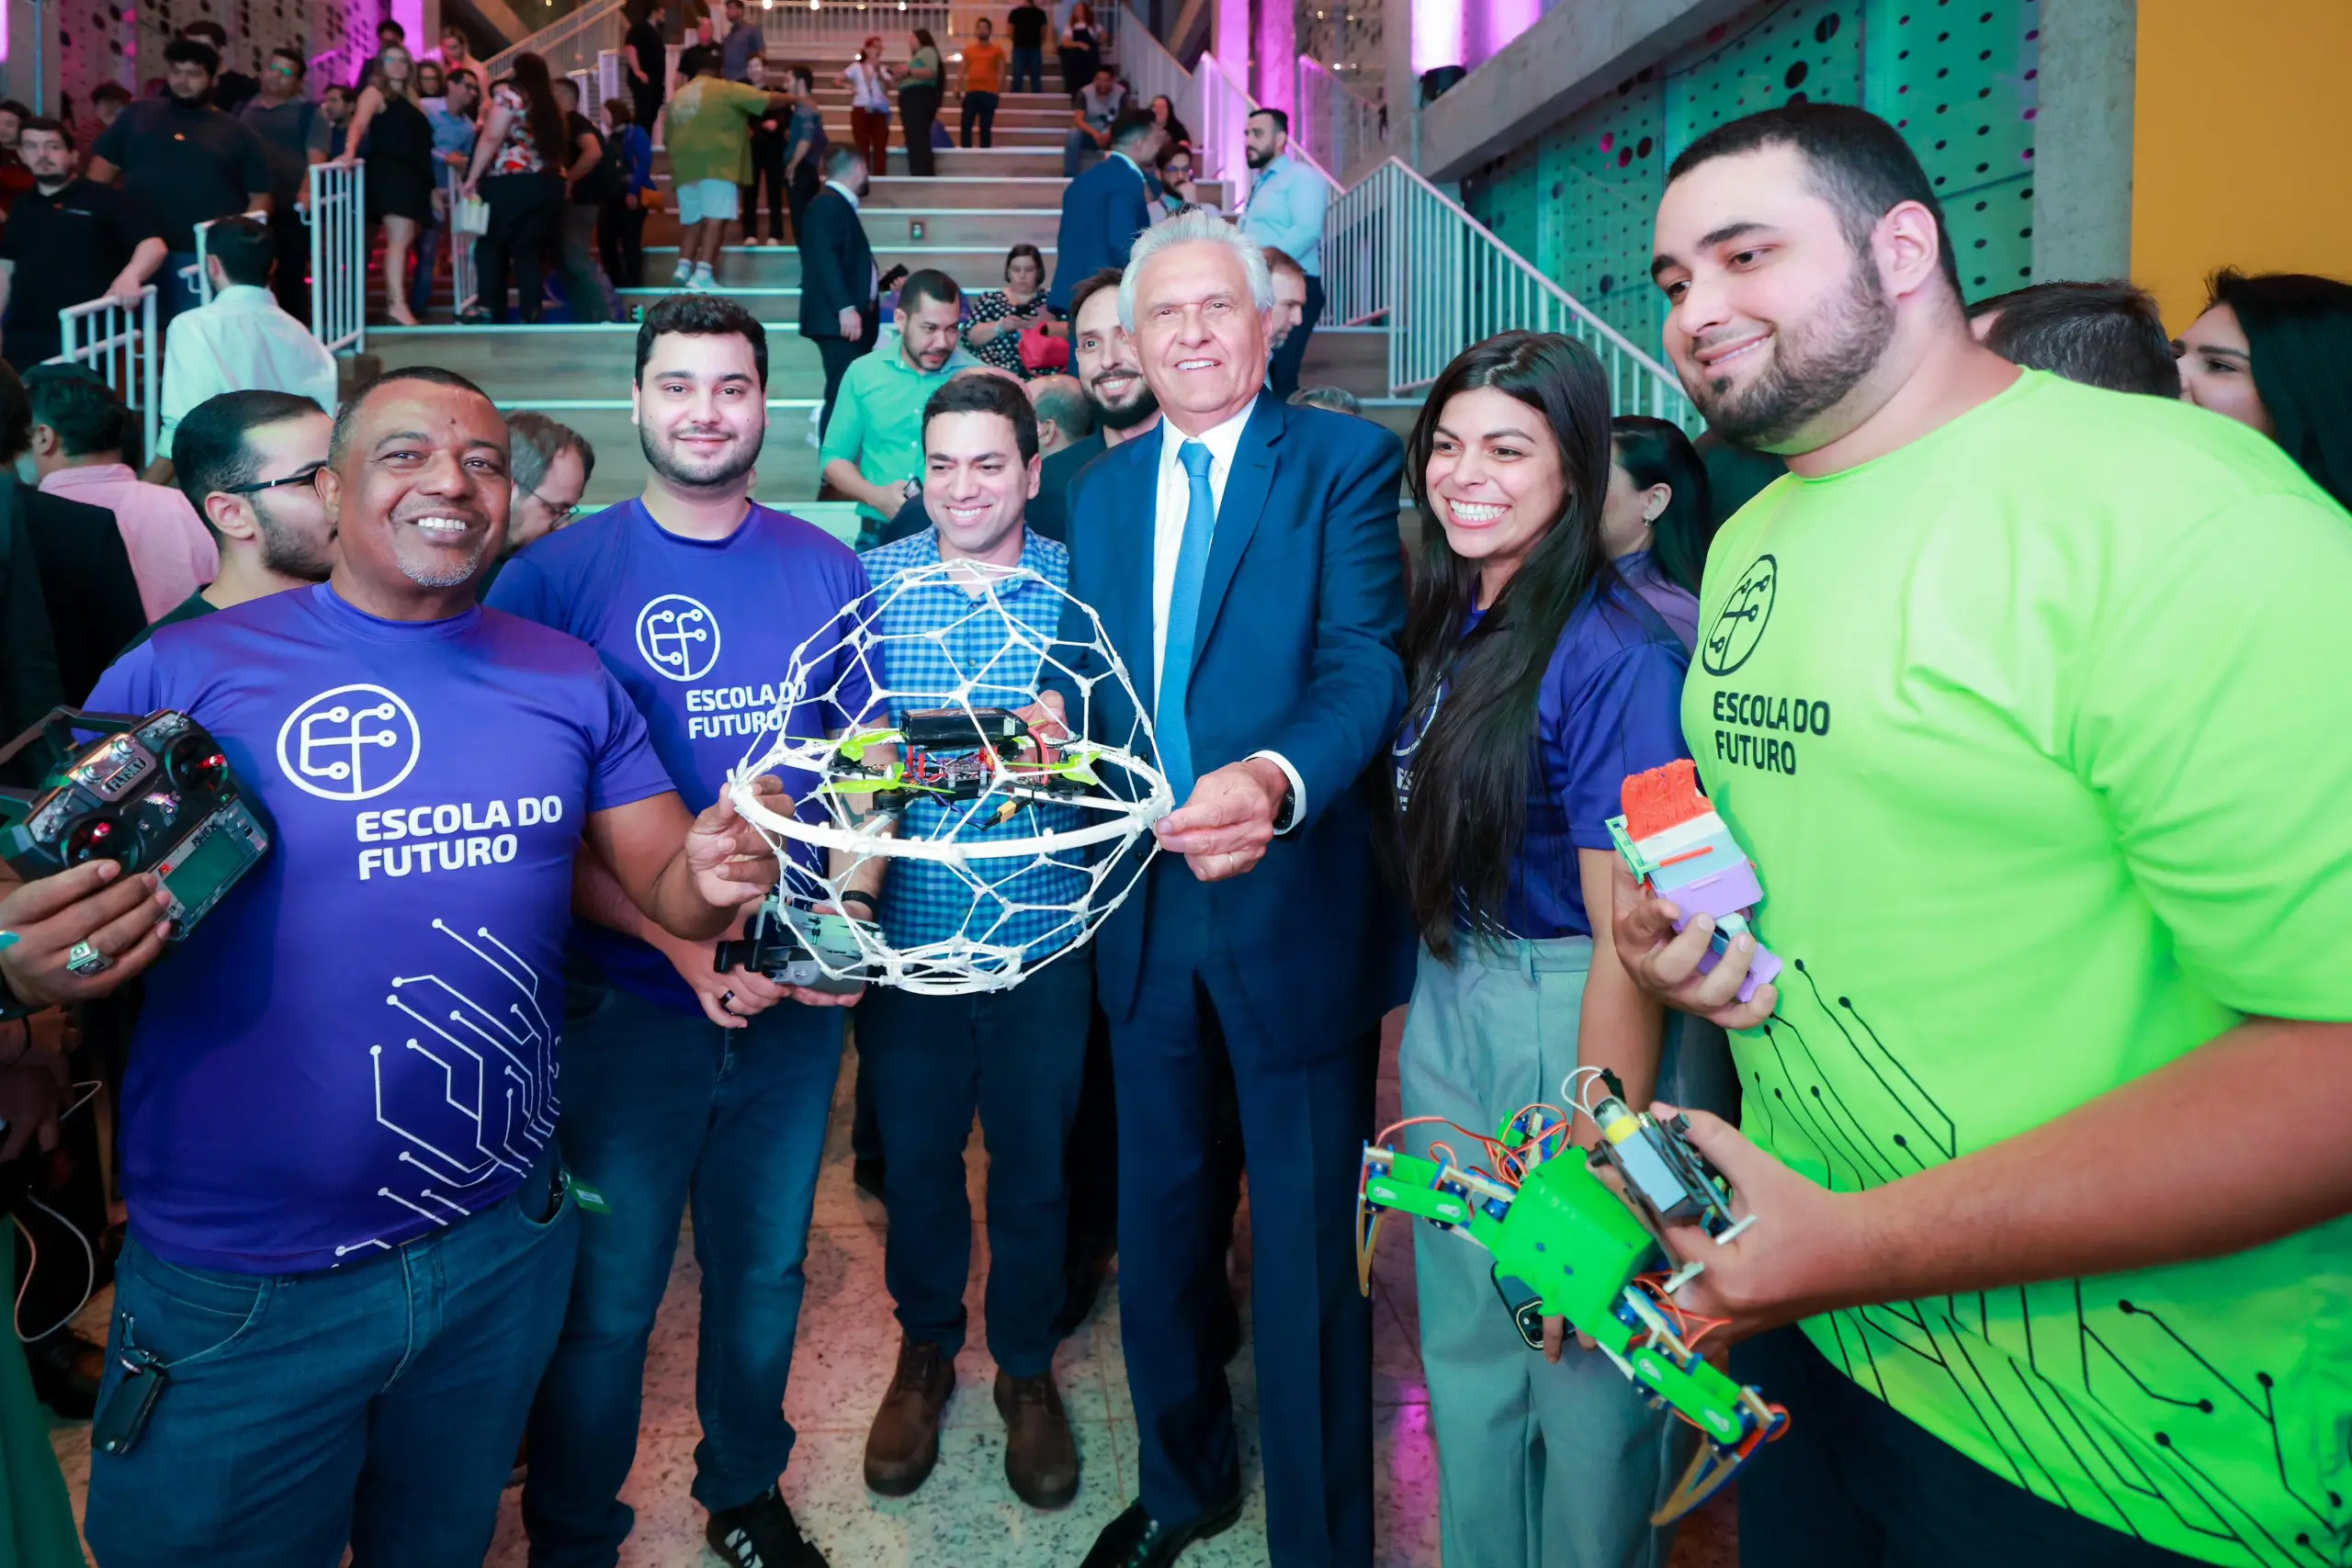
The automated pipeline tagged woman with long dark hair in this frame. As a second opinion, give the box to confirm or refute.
[1601,414,1712,649]
[1391,332,1689,1568]
[2177,269,2352,510]
[899,28,944,177]
[457,52,570,324]
[1148,92,1192,151]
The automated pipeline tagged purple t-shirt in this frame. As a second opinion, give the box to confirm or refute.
[488,500,874,1010]
[85,583,674,1274]
[1395,578,1690,939]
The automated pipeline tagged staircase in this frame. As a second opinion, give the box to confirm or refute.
[368,37,1415,513]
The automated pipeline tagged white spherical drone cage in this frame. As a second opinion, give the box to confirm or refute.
[728,559,1170,995]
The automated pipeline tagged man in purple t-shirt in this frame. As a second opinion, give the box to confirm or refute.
[77,367,781,1568]
[489,297,876,1568]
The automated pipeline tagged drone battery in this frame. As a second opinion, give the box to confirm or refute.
[1592,1096,1737,1236]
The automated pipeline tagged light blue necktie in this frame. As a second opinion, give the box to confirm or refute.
[1158,440,1216,804]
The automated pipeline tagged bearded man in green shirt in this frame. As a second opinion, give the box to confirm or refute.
[1620,103,2352,1568]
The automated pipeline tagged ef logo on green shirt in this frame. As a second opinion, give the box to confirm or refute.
[1702,554,1777,676]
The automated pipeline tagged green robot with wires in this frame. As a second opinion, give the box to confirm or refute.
[1356,1069,1788,1522]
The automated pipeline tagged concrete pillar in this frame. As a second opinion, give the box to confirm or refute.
[1211,0,1248,71]
[2032,0,2135,282]
[1254,0,1294,116]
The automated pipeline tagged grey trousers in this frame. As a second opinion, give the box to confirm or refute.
[1398,934,1679,1568]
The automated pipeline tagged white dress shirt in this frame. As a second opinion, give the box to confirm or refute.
[1151,395,1307,828]
[159,286,341,458]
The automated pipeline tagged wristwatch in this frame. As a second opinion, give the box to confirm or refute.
[1271,779,1298,835]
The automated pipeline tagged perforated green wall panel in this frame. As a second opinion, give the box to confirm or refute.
[1867,0,2041,296]
[1667,3,1866,145]
[1461,0,2042,359]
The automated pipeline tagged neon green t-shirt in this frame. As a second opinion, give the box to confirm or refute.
[1685,371,2352,1566]
[663,77,770,187]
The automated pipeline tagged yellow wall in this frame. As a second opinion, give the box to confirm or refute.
[2132,0,2352,329]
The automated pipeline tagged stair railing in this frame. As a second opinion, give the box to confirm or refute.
[1326,158,1693,425]
[1295,58,1385,187]
[309,160,369,356]
[485,0,629,83]
[50,288,161,463]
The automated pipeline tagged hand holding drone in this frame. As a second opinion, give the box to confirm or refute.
[1357,1067,1788,1524]
[724,561,1170,996]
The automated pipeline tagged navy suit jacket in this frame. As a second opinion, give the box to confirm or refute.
[796,186,875,339]
[1046,154,1151,311]
[1060,397,1409,1049]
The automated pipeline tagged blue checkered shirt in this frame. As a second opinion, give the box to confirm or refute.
[859,528,1088,963]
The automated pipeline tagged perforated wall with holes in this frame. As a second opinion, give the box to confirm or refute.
[50,0,360,122]
[1461,0,2041,362]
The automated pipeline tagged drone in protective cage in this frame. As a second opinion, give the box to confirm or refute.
[725,559,1173,997]
[820,706,1125,821]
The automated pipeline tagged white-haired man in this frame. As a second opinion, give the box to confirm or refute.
[1051,208,1407,1568]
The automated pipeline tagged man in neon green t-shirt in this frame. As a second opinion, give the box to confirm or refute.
[1620,103,2352,1568]
[662,56,792,290]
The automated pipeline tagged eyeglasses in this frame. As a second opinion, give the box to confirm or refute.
[521,487,580,525]
[222,462,325,495]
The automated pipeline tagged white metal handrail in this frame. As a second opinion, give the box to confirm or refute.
[1326,159,1693,427]
[309,161,368,356]
[486,0,628,84]
[49,288,162,464]
[446,163,481,317]
[1295,58,1385,187]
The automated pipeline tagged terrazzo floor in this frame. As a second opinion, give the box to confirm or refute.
[49,1010,1736,1566]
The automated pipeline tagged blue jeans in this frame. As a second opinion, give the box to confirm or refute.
[1064,127,1103,177]
[85,1155,579,1568]
[522,982,845,1563]
[1011,44,1044,92]
[855,951,1091,1375]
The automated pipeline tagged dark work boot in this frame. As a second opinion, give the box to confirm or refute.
[863,1337,955,1495]
[995,1368,1080,1508]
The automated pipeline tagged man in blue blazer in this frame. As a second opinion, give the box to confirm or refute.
[1048,210,1407,1568]
[1046,110,1165,314]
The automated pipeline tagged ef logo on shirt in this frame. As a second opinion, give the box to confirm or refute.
[277,683,423,801]
[1702,555,1778,677]
[636,594,722,682]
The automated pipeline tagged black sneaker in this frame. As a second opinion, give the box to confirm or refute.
[705,1486,828,1568]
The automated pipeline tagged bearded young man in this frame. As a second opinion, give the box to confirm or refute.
[489,294,878,1568]
[1619,102,2352,1568]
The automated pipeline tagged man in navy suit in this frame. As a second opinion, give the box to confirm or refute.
[1048,209,1405,1568]
[1046,110,1165,314]
[797,144,880,434]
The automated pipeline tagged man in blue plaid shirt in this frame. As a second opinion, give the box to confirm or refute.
[854,374,1095,1513]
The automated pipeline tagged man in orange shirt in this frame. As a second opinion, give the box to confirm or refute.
[959,18,1007,148]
